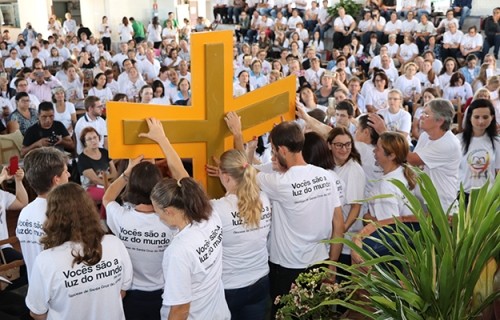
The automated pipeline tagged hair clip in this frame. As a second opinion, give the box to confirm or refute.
[177,179,182,187]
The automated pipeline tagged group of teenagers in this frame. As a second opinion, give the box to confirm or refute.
[0,3,499,320]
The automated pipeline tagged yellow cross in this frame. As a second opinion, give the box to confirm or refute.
[106,30,296,196]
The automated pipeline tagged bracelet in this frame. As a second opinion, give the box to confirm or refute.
[121,173,129,181]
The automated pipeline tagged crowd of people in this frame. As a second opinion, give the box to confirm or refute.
[0,1,499,319]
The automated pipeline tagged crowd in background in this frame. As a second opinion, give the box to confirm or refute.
[0,1,499,319]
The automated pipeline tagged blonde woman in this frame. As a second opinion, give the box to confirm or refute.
[211,149,271,320]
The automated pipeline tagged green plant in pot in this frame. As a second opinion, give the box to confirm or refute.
[321,170,500,319]
[327,0,363,18]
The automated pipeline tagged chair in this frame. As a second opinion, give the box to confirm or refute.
[0,237,23,291]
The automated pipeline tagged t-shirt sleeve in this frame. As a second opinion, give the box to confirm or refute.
[105,202,124,235]
[415,135,453,169]
[162,248,193,306]
[1,190,17,210]
[344,166,366,204]
[257,172,282,200]
[117,238,133,291]
[25,257,50,315]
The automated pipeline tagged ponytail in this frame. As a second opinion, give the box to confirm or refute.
[220,150,262,228]
[403,163,417,190]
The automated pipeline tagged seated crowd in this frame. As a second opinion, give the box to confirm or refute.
[0,2,499,320]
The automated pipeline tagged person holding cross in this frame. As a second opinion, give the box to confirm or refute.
[140,118,231,320]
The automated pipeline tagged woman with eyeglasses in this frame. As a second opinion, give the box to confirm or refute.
[456,99,499,201]
[327,127,366,273]
[377,89,412,143]
[364,132,416,221]
[365,71,390,113]
[78,127,117,210]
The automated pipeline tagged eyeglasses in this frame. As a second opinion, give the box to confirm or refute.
[421,111,432,119]
[331,142,352,149]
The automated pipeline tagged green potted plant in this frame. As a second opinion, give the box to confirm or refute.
[275,268,353,319]
[327,0,363,18]
[322,170,500,319]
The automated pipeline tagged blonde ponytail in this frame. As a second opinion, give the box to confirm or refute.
[220,150,263,228]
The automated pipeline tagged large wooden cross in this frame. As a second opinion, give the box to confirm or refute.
[107,30,296,197]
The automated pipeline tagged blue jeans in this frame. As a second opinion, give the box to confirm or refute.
[224,274,270,320]
[456,6,471,29]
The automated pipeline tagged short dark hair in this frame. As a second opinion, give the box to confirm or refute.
[24,147,66,195]
[38,101,54,113]
[269,121,304,153]
[123,162,162,205]
[15,91,29,101]
[336,101,354,117]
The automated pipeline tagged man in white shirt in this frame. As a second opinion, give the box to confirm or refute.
[74,96,108,153]
[254,121,344,318]
[16,147,70,278]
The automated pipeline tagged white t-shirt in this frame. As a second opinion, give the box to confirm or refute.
[16,197,47,278]
[368,166,413,220]
[414,131,461,214]
[147,24,162,43]
[211,193,271,289]
[334,159,366,255]
[258,164,340,268]
[106,202,176,291]
[334,15,355,30]
[0,190,16,245]
[443,30,463,46]
[443,83,473,102]
[384,20,402,34]
[460,33,483,51]
[456,134,500,193]
[119,24,134,42]
[438,73,452,89]
[365,88,389,111]
[398,43,419,63]
[26,235,133,320]
[87,87,113,106]
[355,141,384,202]
[394,75,422,99]
[160,214,230,320]
[416,72,440,89]
[377,108,412,138]
[401,19,418,34]
[54,102,76,130]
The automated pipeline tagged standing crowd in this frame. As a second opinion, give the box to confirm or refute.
[0,1,499,319]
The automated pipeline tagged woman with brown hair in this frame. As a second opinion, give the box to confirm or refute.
[25,183,133,320]
[365,132,416,221]
[142,118,230,320]
[103,157,176,320]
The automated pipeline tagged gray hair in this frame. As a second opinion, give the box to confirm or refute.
[426,98,455,131]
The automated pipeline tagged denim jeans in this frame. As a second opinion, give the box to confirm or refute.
[224,274,270,320]
[456,6,471,29]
